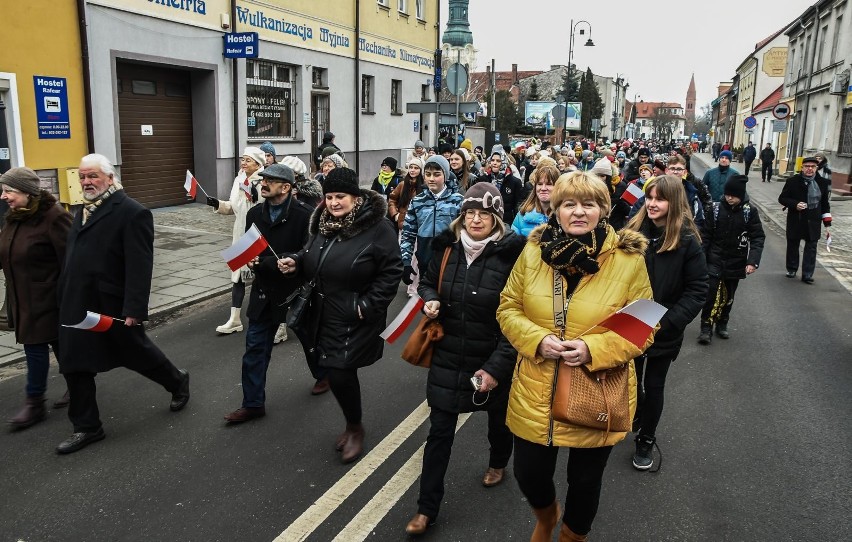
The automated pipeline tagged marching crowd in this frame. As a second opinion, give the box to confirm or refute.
[0,129,833,540]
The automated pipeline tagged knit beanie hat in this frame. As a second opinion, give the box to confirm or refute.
[719,150,733,160]
[243,147,266,167]
[459,139,473,152]
[724,174,749,200]
[616,151,627,159]
[461,182,504,217]
[280,155,308,176]
[638,164,653,176]
[406,156,425,171]
[637,148,651,157]
[414,140,425,150]
[322,167,361,196]
[424,155,450,181]
[591,158,613,178]
[381,156,398,171]
[0,167,41,196]
[321,146,340,159]
[323,154,345,169]
[653,159,667,171]
[259,141,277,157]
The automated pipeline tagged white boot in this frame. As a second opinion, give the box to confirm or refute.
[216,307,243,334]
[274,323,288,344]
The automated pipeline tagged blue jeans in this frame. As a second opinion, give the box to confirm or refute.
[241,319,277,408]
[24,342,58,397]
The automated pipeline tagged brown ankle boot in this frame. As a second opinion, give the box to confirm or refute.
[341,423,364,464]
[559,522,588,541]
[8,396,46,430]
[530,500,561,542]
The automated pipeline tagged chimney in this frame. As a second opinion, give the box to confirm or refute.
[512,63,518,83]
[486,65,491,77]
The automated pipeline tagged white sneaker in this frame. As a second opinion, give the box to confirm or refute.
[274,323,288,344]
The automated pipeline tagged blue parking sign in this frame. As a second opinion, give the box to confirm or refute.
[33,76,70,139]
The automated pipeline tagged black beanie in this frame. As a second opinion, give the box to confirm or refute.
[724,174,749,200]
[381,156,398,171]
[323,167,361,196]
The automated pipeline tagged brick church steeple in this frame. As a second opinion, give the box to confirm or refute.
[685,73,696,136]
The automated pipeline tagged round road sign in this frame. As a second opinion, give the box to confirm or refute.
[772,103,790,120]
[743,116,758,129]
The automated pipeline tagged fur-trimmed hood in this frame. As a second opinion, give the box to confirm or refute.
[526,222,648,255]
[308,189,389,240]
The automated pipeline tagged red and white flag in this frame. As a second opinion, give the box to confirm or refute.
[380,295,425,343]
[221,224,269,271]
[621,182,645,206]
[239,175,252,199]
[598,299,667,349]
[184,170,199,198]
[63,311,115,332]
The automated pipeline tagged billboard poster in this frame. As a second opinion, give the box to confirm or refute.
[524,101,582,130]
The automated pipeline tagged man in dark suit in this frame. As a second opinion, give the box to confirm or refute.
[55,154,190,454]
[777,156,832,284]
[223,163,313,423]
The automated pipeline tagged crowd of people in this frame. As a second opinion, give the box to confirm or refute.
[0,129,834,540]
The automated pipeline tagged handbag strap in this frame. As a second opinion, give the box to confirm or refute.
[310,237,337,286]
[436,246,452,296]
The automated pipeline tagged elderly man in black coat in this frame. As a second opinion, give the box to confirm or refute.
[778,156,832,284]
[223,163,313,424]
[56,154,190,454]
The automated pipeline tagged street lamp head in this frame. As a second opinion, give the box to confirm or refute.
[584,38,595,47]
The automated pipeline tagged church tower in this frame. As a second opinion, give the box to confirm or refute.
[685,73,696,136]
[441,0,477,97]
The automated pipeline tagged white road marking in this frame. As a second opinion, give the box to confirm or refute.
[274,401,431,542]
[331,413,472,541]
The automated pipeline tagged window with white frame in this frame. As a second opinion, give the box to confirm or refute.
[391,80,402,113]
[362,75,374,113]
[246,59,296,140]
[416,0,424,19]
[377,0,388,7]
[398,0,407,14]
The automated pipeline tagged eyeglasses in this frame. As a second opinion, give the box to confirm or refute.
[464,209,493,220]
[667,167,686,173]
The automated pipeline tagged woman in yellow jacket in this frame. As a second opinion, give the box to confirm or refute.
[497,171,654,542]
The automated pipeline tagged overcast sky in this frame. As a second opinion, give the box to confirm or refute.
[440,0,817,109]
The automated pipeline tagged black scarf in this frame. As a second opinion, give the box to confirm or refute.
[539,214,607,294]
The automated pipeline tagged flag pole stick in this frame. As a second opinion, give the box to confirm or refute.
[196,183,210,199]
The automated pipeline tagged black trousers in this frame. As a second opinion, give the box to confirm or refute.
[634,355,674,438]
[328,367,362,425]
[701,276,741,324]
[761,161,773,181]
[416,403,513,518]
[63,362,182,433]
[513,436,613,536]
[786,238,818,279]
[744,159,754,174]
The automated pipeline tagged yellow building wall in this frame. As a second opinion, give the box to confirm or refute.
[0,1,88,171]
[360,1,439,53]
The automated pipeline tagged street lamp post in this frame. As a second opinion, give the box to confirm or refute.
[565,19,594,144]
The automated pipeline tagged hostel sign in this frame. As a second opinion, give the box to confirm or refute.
[33,76,70,139]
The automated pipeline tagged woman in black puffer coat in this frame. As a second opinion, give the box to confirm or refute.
[404,183,525,536]
[624,175,708,472]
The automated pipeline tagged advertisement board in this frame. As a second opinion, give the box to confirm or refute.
[525,101,582,130]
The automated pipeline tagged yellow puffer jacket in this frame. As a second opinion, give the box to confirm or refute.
[497,224,653,448]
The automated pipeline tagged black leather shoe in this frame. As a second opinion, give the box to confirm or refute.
[56,428,106,454]
[170,370,190,412]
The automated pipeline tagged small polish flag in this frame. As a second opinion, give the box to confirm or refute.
[221,224,269,271]
[621,182,645,206]
[239,176,252,199]
[63,311,115,332]
[598,299,667,349]
[380,295,425,343]
[184,170,198,198]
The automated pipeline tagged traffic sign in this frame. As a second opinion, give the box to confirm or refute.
[223,32,259,58]
[772,103,790,119]
[743,116,758,129]
[771,119,788,132]
[446,63,469,96]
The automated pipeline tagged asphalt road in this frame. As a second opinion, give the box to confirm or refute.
[1,187,850,541]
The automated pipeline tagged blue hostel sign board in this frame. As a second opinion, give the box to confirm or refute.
[224,32,259,58]
[33,76,70,139]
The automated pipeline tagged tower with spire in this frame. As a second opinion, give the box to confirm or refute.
[685,74,696,137]
[441,0,477,95]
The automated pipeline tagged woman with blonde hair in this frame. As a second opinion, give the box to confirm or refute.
[498,171,654,541]
[624,175,707,471]
[511,157,559,237]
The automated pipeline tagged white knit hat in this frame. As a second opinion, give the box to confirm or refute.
[280,155,308,176]
[243,147,265,167]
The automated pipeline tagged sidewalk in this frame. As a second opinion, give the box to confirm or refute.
[692,153,852,295]
[0,203,235,367]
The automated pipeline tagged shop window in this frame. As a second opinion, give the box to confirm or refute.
[362,75,374,113]
[391,80,402,114]
[132,80,157,95]
[247,59,297,140]
[312,67,327,88]
[839,108,852,155]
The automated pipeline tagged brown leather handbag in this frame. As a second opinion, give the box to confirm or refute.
[549,273,631,435]
[401,247,451,368]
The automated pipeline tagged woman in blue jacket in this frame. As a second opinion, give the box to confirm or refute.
[511,158,558,237]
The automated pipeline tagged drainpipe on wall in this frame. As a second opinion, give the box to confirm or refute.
[76,0,95,153]
[354,0,361,175]
[232,0,240,175]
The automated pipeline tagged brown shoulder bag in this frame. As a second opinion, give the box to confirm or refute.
[401,246,452,368]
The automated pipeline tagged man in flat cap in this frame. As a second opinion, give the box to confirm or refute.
[777,156,831,284]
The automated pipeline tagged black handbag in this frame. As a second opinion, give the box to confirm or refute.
[286,237,336,329]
